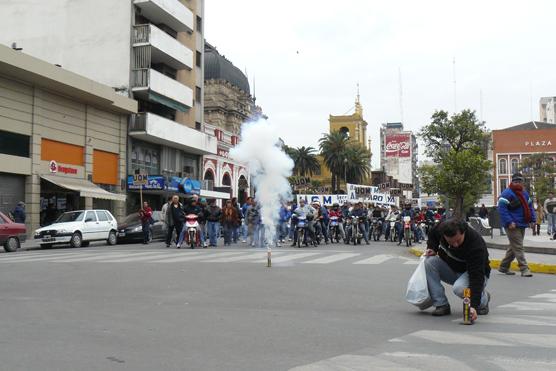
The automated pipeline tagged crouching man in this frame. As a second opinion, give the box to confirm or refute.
[424,218,491,321]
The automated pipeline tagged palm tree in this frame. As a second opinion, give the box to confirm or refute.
[319,132,349,191]
[344,144,371,184]
[289,146,321,177]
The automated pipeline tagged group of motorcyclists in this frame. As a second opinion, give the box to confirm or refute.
[285,200,445,248]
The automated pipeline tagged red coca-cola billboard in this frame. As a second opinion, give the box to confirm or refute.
[385,134,411,157]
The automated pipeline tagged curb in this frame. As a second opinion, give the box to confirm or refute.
[408,248,556,275]
[485,242,556,255]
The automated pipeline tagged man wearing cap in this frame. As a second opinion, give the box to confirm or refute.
[497,173,535,277]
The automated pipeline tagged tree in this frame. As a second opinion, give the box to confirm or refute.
[289,146,321,177]
[419,110,491,218]
[344,144,371,184]
[319,132,349,191]
[519,153,556,204]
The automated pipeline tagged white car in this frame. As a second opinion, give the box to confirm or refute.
[34,210,118,248]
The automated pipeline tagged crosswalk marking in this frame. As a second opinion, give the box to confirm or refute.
[0,252,82,263]
[498,301,556,311]
[382,352,475,370]
[289,354,417,370]
[53,251,161,263]
[303,253,360,264]
[202,252,278,263]
[353,254,393,265]
[100,252,185,263]
[408,329,556,348]
[529,293,556,302]
[151,251,244,263]
[403,260,420,265]
[251,252,319,264]
[452,315,556,327]
[486,356,556,370]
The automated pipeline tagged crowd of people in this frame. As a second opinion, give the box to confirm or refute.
[140,194,457,249]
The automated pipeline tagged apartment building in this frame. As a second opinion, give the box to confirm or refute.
[0,0,221,211]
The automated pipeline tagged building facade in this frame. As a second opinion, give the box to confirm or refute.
[379,122,419,198]
[0,0,222,213]
[202,43,267,203]
[0,45,137,234]
[492,121,556,200]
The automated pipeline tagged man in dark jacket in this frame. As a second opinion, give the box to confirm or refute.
[165,195,184,247]
[424,219,491,320]
[12,202,26,223]
[206,200,222,247]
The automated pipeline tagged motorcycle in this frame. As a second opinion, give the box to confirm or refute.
[403,216,413,247]
[329,216,341,243]
[351,216,364,245]
[344,217,353,244]
[371,217,383,241]
[184,214,200,249]
[296,215,317,247]
[418,221,427,242]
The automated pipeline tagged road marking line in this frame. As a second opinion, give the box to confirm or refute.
[251,252,320,264]
[498,301,556,311]
[303,253,360,264]
[202,252,282,263]
[408,330,556,348]
[452,315,556,327]
[353,254,393,264]
[529,293,556,302]
[54,251,162,262]
[486,356,556,370]
[151,251,244,263]
[382,352,475,370]
[289,354,417,370]
[403,260,420,265]
[0,252,83,262]
[100,252,190,263]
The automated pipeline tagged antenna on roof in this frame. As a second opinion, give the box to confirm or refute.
[399,67,404,124]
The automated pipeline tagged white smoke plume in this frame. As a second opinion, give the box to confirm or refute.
[230,120,294,244]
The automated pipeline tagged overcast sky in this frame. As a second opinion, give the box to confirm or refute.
[205,0,556,168]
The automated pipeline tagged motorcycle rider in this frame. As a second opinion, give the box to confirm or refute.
[397,202,417,245]
[348,202,370,245]
[370,204,386,240]
[291,199,316,246]
[415,208,427,242]
[177,196,205,248]
[328,203,346,241]
[313,201,330,244]
[383,205,400,241]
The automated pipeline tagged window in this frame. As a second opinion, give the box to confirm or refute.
[195,122,202,130]
[499,158,507,174]
[96,211,109,222]
[196,51,202,67]
[196,16,202,32]
[85,211,97,222]
[500,179,508,193]
[0,130,30,157]
[511,158,519,174]
[195,86,202,104]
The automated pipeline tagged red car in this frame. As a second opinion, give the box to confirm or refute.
[0,211,26,252]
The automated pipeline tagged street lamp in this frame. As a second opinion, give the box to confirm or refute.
[344,158,348,187]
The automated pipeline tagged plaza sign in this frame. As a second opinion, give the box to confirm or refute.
[525,140,553,147]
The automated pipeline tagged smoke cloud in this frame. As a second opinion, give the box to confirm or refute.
[230,120,294,244]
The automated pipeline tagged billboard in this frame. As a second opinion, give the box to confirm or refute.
[385,133,411,158]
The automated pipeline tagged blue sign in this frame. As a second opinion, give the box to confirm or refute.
[127,175,165,190]
[167,177,201,195]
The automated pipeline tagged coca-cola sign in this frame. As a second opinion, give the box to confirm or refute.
[385,134,411,157]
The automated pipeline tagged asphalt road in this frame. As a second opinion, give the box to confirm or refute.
[0,240,555,370]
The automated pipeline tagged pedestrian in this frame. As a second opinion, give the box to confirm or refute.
[161,196,172,234]
[478,204,489,219]
[206,199,222,247]
[12,201,26,224]
[241,197,252,243]
[497,173,535,277]
[165,195,184,248]
[139,201,153,244]
[423,219,491,319]
[221,199,240,246]
[231,197,242,243]
[278,202,292,243]
[535,201,544,237]
[544,191,556,238]
[198,198,209,247]
[247,199,261,247]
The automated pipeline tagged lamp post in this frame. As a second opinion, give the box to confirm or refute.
[344,158,348,189]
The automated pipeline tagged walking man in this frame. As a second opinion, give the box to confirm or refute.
[206,199,222,247]
[221,199,240,246]
[498,173,535,277]
[165,195,184,248]
[544,191,556,238]
[424,219,491,320]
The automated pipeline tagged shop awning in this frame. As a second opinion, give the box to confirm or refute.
[41,175,126,202]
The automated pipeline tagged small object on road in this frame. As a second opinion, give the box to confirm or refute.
[461,288,473,325]
[267,246,271,268]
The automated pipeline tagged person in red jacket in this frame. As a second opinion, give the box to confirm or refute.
[139,201,153,244]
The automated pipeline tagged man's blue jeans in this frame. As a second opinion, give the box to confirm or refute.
[548,213,556,235]
[207,221,219,246]
[424,255,489,308]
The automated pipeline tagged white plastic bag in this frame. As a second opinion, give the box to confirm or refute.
[405,255,433,310]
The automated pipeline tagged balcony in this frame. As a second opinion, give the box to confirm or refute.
[134,0,193,32]
[133,24,193,70]
[130,112,217,155]
[131,68,193,111]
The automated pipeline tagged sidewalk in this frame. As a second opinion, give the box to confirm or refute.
[486,229,556,255]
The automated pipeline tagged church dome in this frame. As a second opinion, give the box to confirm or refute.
[204,43,250,95]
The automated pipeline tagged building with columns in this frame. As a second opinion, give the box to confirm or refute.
[0,44,137,234]
[202,43,266,204]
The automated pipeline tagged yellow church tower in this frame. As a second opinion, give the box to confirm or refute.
[329,86,370,152]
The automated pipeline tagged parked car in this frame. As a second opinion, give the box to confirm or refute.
[116,211,166,243]
[0,211,26,252]
[34,210,117,248]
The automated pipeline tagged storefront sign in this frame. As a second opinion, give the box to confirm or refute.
[385,134,411,157]
[525,140,553,147]
[347,183,397,205]
[127,175,165,190]
[48,160,78,174]
[217,148,229,158]
[167,177,201,195]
